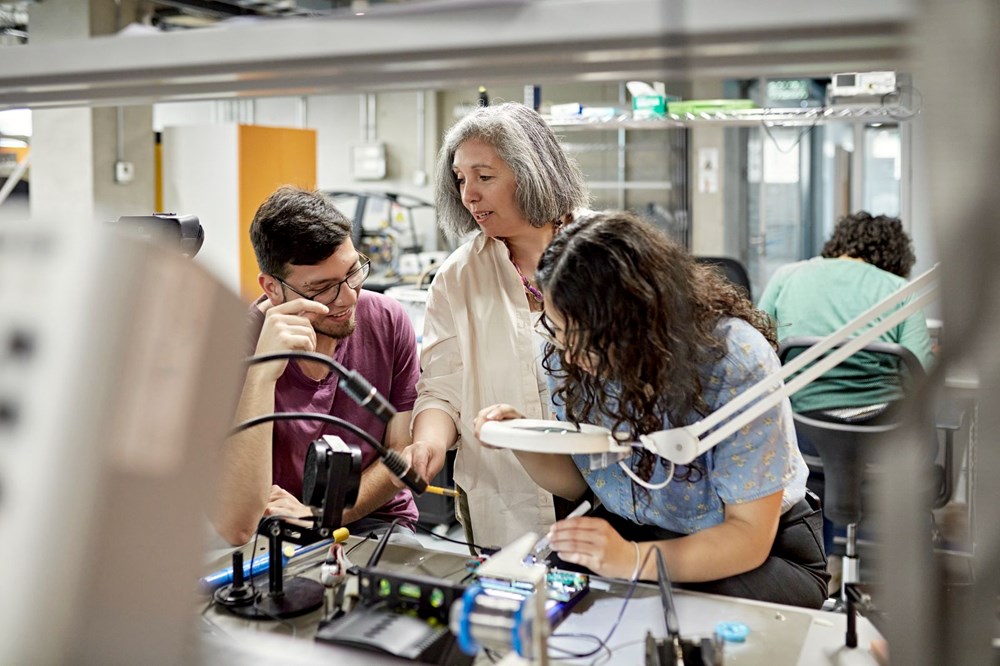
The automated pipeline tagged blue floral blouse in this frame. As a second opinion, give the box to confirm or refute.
[553,317,808,534]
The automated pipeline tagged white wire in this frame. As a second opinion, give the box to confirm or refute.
[617,458,674,490]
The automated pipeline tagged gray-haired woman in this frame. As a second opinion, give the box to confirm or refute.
[402,102,591,549]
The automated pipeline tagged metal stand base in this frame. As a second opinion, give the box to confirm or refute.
[223,577,325,620]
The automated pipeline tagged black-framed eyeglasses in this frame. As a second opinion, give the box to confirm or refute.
[274,255,371,306]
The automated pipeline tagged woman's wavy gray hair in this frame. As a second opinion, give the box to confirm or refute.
[435,102,591,241]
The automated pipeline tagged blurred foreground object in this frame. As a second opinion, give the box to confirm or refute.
[0,218,244,663]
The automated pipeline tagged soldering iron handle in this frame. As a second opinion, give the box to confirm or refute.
[338,370,397,423]
[381,449,428,495]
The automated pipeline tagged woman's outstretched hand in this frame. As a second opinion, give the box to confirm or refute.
[474,403,525,444]
[547,516,640,580]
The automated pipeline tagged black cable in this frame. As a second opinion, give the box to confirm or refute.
[547,633,610,663]
[247,530,263,599]
[589,637,644,666]
[483,646,503,664]
[411,521,486,552]
[881,83,923,121]
[549,545,659,660]
[440,565,475,580]
[245,351,396,423]
[346,531,377,558]
[241,350,428,494]
[232,411,383,454]
[760,108,822,156]
[230,411,425,495]
[365,518,401,568]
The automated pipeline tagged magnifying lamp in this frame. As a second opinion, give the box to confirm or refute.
[478,419,629,454]
[481,265,939,469]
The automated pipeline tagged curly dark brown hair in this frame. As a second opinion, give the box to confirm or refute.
[535,211,776,485]
[821,211,915,278]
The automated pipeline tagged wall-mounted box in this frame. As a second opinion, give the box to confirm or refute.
[351,142,387,180]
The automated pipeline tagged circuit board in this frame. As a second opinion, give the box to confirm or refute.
[477,570,590,625]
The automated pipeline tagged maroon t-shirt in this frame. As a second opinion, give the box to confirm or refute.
[247,290,420,528]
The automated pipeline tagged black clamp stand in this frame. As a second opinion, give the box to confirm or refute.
[217,516,327,620]
[644,633,721,666]
[215,437,362,620]
[843,582,886,649]
[643,544,724,665]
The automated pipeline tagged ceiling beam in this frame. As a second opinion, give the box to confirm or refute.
[0,0,916,110]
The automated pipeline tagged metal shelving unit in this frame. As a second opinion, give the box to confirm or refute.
[547,104,688,246]
[545,103,919,130]
[546,102,919,250]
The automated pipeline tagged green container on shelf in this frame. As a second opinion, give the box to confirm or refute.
[667,99,756,115]
[632,94,667,119]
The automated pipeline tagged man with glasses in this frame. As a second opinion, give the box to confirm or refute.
[213,186,421,546]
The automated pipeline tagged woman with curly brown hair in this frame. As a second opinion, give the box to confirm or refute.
[475,211,829,609]
[758,211,934,414]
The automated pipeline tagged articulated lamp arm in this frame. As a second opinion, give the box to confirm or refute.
[481,265,939,468]
[642,264,939,464]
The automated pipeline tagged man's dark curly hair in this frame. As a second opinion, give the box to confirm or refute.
[535,211,776,486]
[821,211,915,278]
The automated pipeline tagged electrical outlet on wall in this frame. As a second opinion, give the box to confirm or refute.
[114,160,134,184]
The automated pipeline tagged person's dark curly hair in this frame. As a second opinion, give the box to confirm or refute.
[820,211,915,278]
[535,211,776,486]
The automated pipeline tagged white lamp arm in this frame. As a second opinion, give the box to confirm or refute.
[641,264,938,465]
[479,265,938,466]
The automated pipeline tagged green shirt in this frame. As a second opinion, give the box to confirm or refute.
[757,257,934,413]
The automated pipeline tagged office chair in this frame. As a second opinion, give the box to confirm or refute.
[694,256,751,297]
[777,337,957,604]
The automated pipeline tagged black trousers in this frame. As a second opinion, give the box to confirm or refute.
[590,491,831,609]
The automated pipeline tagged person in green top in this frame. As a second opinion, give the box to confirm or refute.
[757,211,934,415]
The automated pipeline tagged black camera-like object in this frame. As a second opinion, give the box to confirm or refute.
[115,213,204,258]
[303,435,362,537]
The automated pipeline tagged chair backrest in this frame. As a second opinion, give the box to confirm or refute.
[694,256,751,296]
[779,336,926,415]
[778,336,926,386]
[777,337,927,527]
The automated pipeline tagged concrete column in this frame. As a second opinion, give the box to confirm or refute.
[28,0,154,225]
[688,80,729,257]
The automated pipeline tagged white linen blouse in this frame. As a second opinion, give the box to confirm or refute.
[413,232,556,548]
